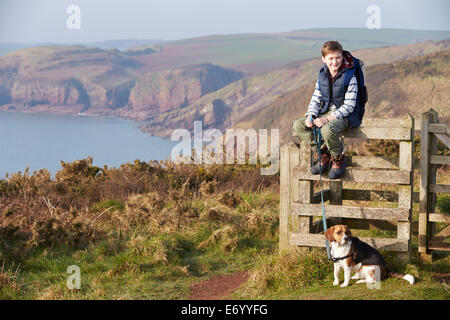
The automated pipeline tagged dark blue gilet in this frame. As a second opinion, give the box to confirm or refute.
[317,61,363,128]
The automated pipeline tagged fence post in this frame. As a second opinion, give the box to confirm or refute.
[279,142,299,252]
[297,141,313,252]
[397,114,414,262]
[419,109,438,261]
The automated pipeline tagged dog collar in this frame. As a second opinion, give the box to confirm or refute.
[330,254,351,263]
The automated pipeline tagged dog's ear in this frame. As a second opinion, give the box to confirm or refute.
[344,225,352,237]
[325,226,335,242]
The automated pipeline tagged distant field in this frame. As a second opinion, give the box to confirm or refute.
[130,28,450,74]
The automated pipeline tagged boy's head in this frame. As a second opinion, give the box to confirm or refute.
[321,41,343,75]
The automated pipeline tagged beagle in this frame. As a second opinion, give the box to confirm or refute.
[325,225,415,287]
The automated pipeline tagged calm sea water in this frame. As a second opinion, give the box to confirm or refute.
[0,111,176,178]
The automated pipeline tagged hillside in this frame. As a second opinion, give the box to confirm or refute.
[141,39,450,138]
[234,49,450,144]
[0,30,449,134]
[0,46,243,118]
[131,28,450,74]
[0,46,142,114]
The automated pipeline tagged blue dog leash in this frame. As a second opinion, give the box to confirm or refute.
[309,116,332,261]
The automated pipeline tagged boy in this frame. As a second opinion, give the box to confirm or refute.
[292,41,359,179]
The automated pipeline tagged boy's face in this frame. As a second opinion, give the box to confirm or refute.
[322,51,343,75]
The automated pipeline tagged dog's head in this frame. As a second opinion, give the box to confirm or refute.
[325,225,351,245]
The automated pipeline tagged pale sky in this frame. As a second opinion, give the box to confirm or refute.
[0,0,449,43]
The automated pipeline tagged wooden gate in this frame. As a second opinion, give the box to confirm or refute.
[419,109,450,261]
[280,115,415,261]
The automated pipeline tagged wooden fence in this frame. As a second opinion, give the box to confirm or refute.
[280,110,449,262]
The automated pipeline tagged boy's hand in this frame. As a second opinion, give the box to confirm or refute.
[314,114,337,127]
[305,117,314,128]
[313,118,329,128]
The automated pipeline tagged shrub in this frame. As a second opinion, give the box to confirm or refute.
[219,191,242,208]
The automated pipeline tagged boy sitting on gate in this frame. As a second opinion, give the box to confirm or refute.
[292,41,367,179]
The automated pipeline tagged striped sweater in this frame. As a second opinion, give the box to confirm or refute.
[305,75,358,119]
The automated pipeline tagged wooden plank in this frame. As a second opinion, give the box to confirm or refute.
[428,111,439,215]
[434,133,450,149]
[429,123,450,135]
[291,203,410,221]
[428,225,450,251]
[429,184,450,194]
[299,137,312,167]
[434,225,450,238]
[427,242,450,251]
[347,156,399,169]
[398,120,414,249]
[398,185,412,210]
[429,155,450,165]
[343,126,412,140]
[414,118,422,131]
[399,138,414,217]
[399,139,413,173]
[419,213,428,254]
[289,145,300,234]
[419,110,432,253]
[289,233,409,251]
[294,167,411,184]
[397,220,411,261]
[429,213,450,223]
[427,226,450,252]
[298,141,313,241]
[361,118,414,128]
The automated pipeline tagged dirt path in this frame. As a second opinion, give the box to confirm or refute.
[188,271,250,300]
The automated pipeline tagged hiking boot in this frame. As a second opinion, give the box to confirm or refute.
[310,145,331,175]
[328,153,347,179]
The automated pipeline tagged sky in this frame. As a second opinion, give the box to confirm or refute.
[0,0,449,43]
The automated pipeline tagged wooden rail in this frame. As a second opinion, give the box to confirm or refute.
[280,114,415,261]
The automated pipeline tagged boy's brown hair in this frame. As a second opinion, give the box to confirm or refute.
[321,41,343,57]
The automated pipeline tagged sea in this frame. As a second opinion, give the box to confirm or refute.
[0,111,176,178]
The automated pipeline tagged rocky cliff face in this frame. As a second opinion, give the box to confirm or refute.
[126,63,243,119]
[0,46,244,119]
